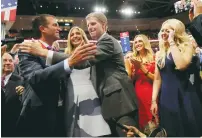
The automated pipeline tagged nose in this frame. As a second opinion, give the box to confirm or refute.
[58,27,62,31]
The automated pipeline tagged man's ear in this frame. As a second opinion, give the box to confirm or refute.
[39,25,46,33]
[102,23,107,32]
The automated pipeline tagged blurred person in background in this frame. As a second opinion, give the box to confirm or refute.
[125,34,155,130]
[188,0,202,47]
[151,19,202,136]
[1,53,24,137]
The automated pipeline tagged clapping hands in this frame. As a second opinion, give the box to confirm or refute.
[130,56,142,69]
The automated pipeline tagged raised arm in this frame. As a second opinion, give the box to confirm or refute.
[18,53,70,86]
[168,29,193,70]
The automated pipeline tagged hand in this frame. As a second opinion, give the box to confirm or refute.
[68,43,97,67]
[10,43,20,54]
[189,7,194,21]
[124,52,133,60]
[191,0,202,19]
[1,45,7,57]
[16,86,24,95]
[130,57,142,69]
[167,29,175,43]
[150,101,158,116]
[195,47,201,54]
[123,125,146,137]
[19,41,48,58]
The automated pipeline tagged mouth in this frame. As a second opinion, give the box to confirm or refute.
[72,38,81,43]
[90,30,96,34]
[136,45,142,49]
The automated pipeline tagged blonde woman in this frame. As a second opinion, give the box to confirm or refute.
[125,34,155,130]
[64,26,111,137]
[151,19,202,136]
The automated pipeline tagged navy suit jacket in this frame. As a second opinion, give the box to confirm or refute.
[18,52,69,136]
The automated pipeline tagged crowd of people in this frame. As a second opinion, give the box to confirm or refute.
[1,0,202,137]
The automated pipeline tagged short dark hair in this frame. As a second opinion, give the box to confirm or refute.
[32,14,55,38]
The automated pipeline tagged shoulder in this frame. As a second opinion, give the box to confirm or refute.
[155,51,160,58]
[11,74,24,82]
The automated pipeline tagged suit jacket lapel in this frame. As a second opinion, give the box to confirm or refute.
[90,34,108,97]
[4,74,19,102]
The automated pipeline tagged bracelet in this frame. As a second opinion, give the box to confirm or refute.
[151,100,156,103]
[145,70,149,76]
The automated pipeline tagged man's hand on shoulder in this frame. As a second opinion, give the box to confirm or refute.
[19,41,48,58]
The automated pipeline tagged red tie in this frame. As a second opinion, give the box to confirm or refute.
[1,76,5,88]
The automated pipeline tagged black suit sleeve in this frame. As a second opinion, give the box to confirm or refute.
[19,53,69,86]
[52,52,68,65]
[188,14,202,47]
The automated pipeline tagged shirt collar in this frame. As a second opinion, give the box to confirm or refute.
[4,73,12,85]
[97,32,106,42]
[38,40,50,48]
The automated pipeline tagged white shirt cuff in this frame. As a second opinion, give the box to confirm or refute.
[64,59,72,73]
[46,50,54,66]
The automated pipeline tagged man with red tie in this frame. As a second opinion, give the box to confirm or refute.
[1,53,24,137]
[18,14,96,136]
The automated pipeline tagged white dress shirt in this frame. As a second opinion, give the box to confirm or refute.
[39,40,71,73]
[4,73,12,86]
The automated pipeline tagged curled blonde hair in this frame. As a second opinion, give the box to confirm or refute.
[132,34,154,63]
[65,26,89,54]
[157,19,192,69]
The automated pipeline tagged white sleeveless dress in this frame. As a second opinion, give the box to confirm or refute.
[65,67,111,137]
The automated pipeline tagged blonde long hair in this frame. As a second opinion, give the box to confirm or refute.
[65,26,89,54]
[157,19,192,69]
[132,34,154,63]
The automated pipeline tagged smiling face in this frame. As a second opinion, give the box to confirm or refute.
[160,23,173,42]
[2,53,14,75]
[41,16,61,41]
[134,36,145,52]
[86,17,105,40]
[70,28,83,48]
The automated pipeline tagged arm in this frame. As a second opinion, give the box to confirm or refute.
[152,52,161,103]
[187,14,202,47]
[140,64,154,80]
[124,59,132,78]
[84,36,115,66]
[169,44,193,70]
[168,30,194,70]
[19,42,96,67]
[19,53,70,85]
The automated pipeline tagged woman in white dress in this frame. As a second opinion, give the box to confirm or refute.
[64,26,111,137]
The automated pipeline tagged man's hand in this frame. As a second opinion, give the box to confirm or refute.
[10,43,20,54]
[19,41,48,58]
[190,0,202,21]
[16,86,24,95]
[68,43,97,67]
[195,47,201,54]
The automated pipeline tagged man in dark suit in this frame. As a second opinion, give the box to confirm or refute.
[19,12,138,137]
[188,0,202,47]
[18,14,96,136]
[1,53,24,137]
